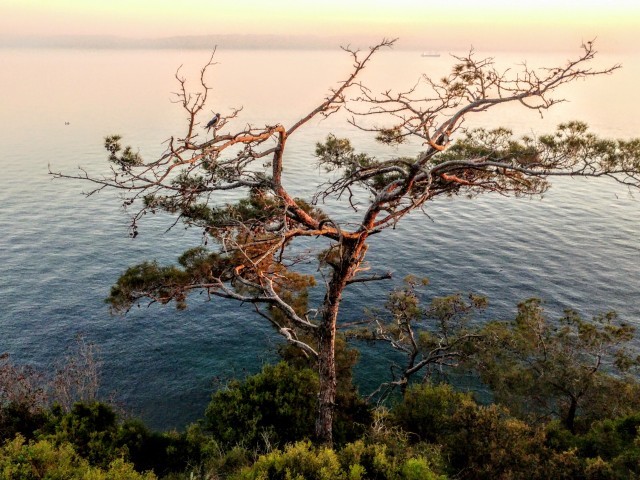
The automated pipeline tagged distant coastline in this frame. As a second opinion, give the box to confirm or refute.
[3,34,628,54]
[0,34,419,51]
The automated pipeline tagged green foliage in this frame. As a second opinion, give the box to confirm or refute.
[5,367,640,479]
[278,335,373,444]
[180,425,251,480]
[353,277,484,398]
[315,134,407,192]
[473,299,640,432]
[104,135,143,171]
[108,187,320,318]
[205,361,372,450]
[205,362,319,449]
[443,400,546,479]
[576,414,640,476]
[315,135,374,173]
[426,121,640,200]
[391,383,470,443]
[177,247,223,277]
[231,441,343,480]
[107,261,190,312]
[48,402,121,467]
[375,126,406,146]
[389,382,598,479]
[0,402,49,443]
[338,439,446,480]
[114,420,197,477]
[0,435,155,479]
[538,121,640,173]
[429,127,548,197]
[231,440,445,480]
[37,402,202,477]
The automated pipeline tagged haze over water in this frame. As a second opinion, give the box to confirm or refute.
[0,47,639,429]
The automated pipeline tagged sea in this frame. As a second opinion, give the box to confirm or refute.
[0,47,638,430]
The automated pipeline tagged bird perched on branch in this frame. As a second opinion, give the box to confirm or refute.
[205,113,221,131]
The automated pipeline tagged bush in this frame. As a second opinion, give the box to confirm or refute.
[391,382,589,479]
[571,414,640,478]
[231,441,342,480]
[338,440,446,480]
[0,435,156,479]
[115,420,196,476]
[49,402,121,467]
[43,402,201,476]
[0,402,49,442]
[231,440,445,480]
[390,383,469,443]
[205,362,319,449]
[205,361,371,449]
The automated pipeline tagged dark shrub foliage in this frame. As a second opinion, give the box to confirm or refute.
[205,362,319,448]
[205,361,371,449]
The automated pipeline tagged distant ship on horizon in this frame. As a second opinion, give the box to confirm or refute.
[421,52,441,57]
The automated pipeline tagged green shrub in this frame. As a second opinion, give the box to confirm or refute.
[338,439,445,480]
[0,435,156,479]
[566,413,640,478]
[205,362,319,448]
[578,414,640,461]
[277,337,374,445]
[205,361,371,449]
[390,382,469,443]
[49,402,121,467]
[43,402,201,476]
[231,441,342,480]
[391,382,590,479]
[445,400,543,478]
[400,458,443,480]
[231,440,445,480]
[116,420,196,476]
[0,402,49,442]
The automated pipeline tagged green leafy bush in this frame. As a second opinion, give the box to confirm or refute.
[0,435,155,479]
[42,402,202,477]
[391,383,469,443]
[391,383,586,479]
[205,360,371,449]
[338,440,445,480]
[231,440,445,480]
[205,362,319,449]
[49,402,121,467]
[0,402,49,442]
[231,441,342,480]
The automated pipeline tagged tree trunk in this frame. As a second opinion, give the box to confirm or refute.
[563,397,578,434]
[315,242,361,446]
[316,308,338,446]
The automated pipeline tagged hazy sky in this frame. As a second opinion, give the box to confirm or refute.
[3,0,639,51]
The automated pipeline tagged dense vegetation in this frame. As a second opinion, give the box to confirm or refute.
[2,292,640,479]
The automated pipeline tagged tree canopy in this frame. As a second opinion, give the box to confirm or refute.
[473,299,640,433]
[52,39,640,445]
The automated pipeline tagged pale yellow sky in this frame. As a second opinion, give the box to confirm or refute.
[2,0,639,52]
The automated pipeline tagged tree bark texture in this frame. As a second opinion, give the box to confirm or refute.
[315,240,365,445]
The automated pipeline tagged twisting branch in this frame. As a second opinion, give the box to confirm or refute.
[53,39,640,446]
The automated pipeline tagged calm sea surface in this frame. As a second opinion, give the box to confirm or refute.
[1,48,639,429]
